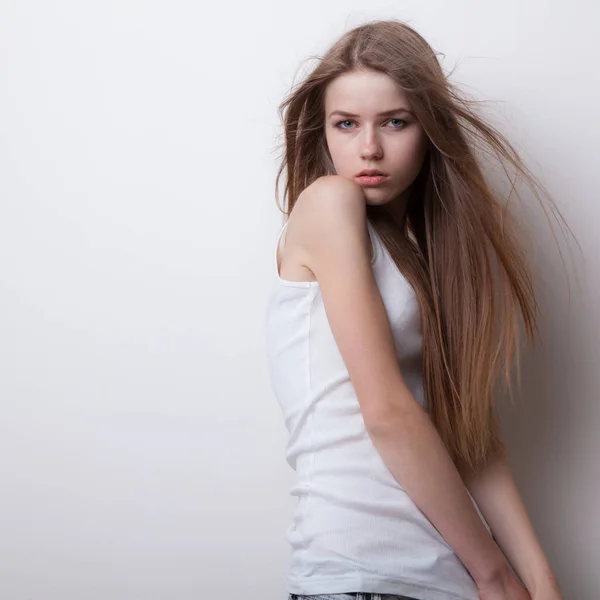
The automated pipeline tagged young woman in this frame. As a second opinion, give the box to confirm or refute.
[265,19,572,600]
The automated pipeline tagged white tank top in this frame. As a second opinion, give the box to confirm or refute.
[265,218,490,600]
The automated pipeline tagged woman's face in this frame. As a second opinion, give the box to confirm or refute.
[324,69,429,208]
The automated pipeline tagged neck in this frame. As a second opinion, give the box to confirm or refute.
[382,187,411,228]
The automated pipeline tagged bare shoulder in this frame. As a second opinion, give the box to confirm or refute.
[298,175,365,220]
[286,175,370,272]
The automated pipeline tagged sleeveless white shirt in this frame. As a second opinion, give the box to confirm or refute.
[265,219,490,600]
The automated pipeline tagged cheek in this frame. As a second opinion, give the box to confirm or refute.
[394,132,428,169]
[326,137,353,167]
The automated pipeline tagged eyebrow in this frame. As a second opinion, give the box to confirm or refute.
[328,108,414,118]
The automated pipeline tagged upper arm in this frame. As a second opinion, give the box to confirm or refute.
[293,175,417,430]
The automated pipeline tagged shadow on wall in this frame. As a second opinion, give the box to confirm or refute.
[497,201,594,599]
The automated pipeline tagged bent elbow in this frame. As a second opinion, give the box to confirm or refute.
[362,400,420,438]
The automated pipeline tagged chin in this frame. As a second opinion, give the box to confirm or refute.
[365,196,393,207]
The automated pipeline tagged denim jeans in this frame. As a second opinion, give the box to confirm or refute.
[288,594,419,600]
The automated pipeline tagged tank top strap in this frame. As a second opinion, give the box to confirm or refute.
[273,220,289,280]
[366,219,381,266]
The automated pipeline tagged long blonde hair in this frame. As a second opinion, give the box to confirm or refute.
[273,19,578,478]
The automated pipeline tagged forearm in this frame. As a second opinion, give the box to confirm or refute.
[368,403,506,585]
[463,455,562,596]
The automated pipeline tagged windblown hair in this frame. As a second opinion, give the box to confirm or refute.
[273,19,577,478]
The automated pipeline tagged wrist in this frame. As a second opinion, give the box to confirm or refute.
[473,555,511,589]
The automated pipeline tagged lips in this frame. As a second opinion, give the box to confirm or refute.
[354,172,390,186]
[356,169,388,177]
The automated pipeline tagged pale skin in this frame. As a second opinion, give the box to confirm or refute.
[277,69,563,600]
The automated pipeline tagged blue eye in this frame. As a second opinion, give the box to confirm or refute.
[333,119,407,130]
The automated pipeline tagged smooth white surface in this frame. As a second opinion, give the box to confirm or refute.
[0,2,597,599]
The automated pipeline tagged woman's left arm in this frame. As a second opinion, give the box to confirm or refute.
[463,455,564,599]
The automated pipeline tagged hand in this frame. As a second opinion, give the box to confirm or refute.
[476,566,531,600]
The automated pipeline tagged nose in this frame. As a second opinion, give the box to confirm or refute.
[360,127,383,160]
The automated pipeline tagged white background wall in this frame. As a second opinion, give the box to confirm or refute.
[0,1,598,599]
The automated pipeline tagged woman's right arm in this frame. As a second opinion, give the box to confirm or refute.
[291,175,510,589]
